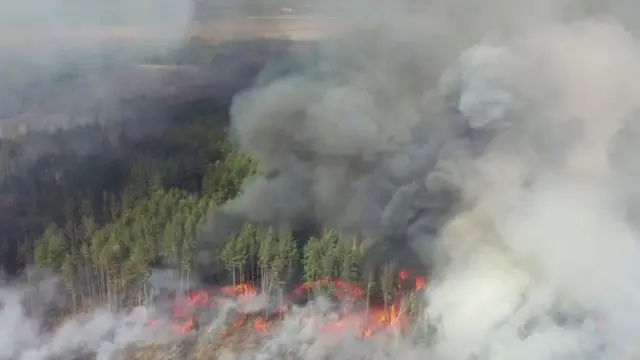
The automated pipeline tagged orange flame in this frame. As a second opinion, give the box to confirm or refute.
[399,270,410,280]
[150,269,425,339]
[254,317,272,333]
[173,316,197,334]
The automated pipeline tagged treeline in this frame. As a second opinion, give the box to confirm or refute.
[214,223,405,307]
[33,141,256,310]
[0,38,296,275]
[0,41,412,311]
[0,115,232,272]
[218,224,366,293]
[33,180,402,312]
[29,122,405,311]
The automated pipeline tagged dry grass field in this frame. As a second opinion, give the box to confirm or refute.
[0,15,344,48]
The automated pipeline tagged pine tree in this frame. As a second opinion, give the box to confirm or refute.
[246,223,259,284]
[380,261,398,318]
[339,242,361,283]
[219,234,238,285]
[126,238,151,305]
[268,233,285,286]
[79,242,94,303]
[319,228,340,279]
[181,215,197,292]
[279,230,298,284]
[34,224,69,271]
[61,252,77,313]
[303,237,323,283]
[90,229,109,304]
[258,226,275,291]
[234,223,254,283]
[161,218,181,268]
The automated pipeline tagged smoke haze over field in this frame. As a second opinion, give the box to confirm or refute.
[0,0,195,109]
[0,0,197,169]
[0,0,311,182]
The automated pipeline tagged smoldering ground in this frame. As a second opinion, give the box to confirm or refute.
[0,271,413,360]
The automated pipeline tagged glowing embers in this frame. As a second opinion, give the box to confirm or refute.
[149,269,426,339]
[315,303,409,338]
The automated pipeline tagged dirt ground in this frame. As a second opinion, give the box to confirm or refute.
[191,16,345,42]
[0,16,343,48]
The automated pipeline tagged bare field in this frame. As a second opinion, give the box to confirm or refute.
[0,11,437,48]
[0,16,345,48]
[191,16,345,42]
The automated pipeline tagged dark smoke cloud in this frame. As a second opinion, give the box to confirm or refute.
[222,0,640,256]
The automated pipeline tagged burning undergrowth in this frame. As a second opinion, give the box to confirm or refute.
[150,269,426,339]
[0,269,428,360]
[145,283,429,360]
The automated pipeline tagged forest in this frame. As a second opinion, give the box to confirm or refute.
[0,39,414,314]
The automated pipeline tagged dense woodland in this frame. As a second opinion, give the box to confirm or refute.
[0,39,407,312]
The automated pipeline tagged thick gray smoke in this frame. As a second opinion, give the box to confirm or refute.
[221,0,640,358]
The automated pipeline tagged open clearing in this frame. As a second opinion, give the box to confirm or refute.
[0,16,344,47]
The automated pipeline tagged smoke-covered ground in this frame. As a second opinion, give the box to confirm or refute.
[0,271,421,360]
[8,0,640,359]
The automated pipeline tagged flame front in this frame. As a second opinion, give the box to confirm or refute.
[151,269,425,339]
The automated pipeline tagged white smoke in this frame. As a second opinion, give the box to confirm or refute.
[422,18,640,360]
[0,276,180,360]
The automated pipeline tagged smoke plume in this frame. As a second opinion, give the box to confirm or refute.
[218,0,640,358]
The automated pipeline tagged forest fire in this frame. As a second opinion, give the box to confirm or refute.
[149,270,427,339]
